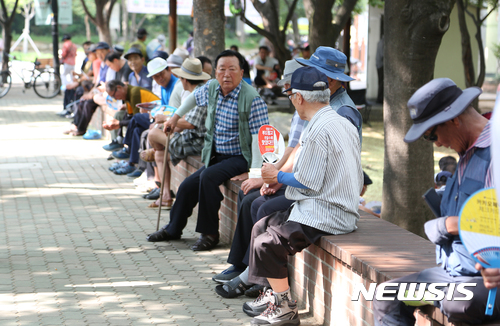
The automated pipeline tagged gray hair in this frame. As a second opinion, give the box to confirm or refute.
[293,81,330,103]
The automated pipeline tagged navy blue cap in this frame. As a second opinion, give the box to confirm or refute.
[95,42,110,50]
[124,47,143,59]
[152,50,169,60]
[283,66,328,93]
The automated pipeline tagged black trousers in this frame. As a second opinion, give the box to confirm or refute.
[227,188,261,269]
[227,187,289,269]
[123,113,150,164]
[74,99,98,133]
[248,207,329,286]
[163,154,248,237]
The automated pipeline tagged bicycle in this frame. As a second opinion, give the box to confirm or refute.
[0,56,61,99]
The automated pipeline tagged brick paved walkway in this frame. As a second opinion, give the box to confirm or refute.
[0,85,318,326]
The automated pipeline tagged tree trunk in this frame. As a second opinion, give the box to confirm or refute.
[303,0,357,52]
[291,13,300,46]
[80,0,116,44]
[241,0,295,68]
[383,0,455,237]
[85,14,91,41]
[456,0,474,88]
[0,0,19,71]
[131,13,137,42]
[193,0,225,66]
[2,27,12,71]
[121,0,128,42]
[304,0,335,51]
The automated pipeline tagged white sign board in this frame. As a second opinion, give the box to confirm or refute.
[34,0,73,25]
[126,0,262,26]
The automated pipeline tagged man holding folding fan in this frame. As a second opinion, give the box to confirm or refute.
[372,78,499,325]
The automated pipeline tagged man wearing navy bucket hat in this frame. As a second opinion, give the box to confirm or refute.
[242,66,363,326]
[372,78,499,325]
[296,46,363,143]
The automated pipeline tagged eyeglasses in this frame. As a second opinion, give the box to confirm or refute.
[288,93,296,100]
[423,125,439,142]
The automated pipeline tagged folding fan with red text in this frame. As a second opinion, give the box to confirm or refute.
[459,188,500,315]
[258,125,285,164]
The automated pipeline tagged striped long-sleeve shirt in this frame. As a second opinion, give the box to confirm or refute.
[285,106,363,235]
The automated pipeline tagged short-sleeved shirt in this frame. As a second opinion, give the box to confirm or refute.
[286,106,363,235]
[194,79,269,155]
[168,79,184,108]
[288,111,306,148]
[255,56,279,78]
[128,65,152,90]
[160,75,179,106]
[115,62,132,83]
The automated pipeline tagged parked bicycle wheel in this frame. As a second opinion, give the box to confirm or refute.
[0,70,12,98]
[33,71,61,99]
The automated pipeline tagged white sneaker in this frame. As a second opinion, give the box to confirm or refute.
[133,172,148,186]
[250,299,300,326]
[243,288,277,317]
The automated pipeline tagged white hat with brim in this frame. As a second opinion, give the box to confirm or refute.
[171,58,211,81]
[166,54,183,68]
[404,78,482,143]
[147,57,168,78]
[277,60,303,87]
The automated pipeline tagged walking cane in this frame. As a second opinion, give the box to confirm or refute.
[156,126,171,231]
[156,112,173,231]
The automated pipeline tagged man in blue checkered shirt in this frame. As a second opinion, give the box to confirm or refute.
[147,50,269,251]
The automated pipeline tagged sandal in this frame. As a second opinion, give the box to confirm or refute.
[140,148,155,162]
[191,234,219,251]
[147,199,173,210]
[215,276,252,298]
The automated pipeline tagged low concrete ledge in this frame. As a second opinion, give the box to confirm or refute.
[169,155,500,326]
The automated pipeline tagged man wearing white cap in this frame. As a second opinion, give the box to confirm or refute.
[147,57,180,107]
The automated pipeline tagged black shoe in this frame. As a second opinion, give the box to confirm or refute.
[191,234,219,251]
[215,276,252,298]
[245,284,266,298]
[146,229,181,242]
[142,187,158,199]
[144,188,160,200]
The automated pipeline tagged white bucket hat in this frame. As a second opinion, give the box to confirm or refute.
[166,54,183,68]
[147,57,167,77]
[171,58,211,80]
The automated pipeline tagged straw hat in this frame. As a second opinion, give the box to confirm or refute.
[171,58,211,80]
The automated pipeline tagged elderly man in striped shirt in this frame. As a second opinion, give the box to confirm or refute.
[242,66,363,326]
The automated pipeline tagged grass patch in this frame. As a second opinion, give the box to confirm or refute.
[361,121,458,204]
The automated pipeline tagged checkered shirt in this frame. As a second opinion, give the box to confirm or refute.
[194,80,268,155]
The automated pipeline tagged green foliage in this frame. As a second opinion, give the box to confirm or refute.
[492,42,500,61]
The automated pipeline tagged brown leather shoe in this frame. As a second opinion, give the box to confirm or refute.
[191,234,219,251]
[70,130,85,136]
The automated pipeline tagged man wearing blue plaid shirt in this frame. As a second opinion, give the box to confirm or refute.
[147,50,269,251]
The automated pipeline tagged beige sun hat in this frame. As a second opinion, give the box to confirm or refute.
[171,58,211,80]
